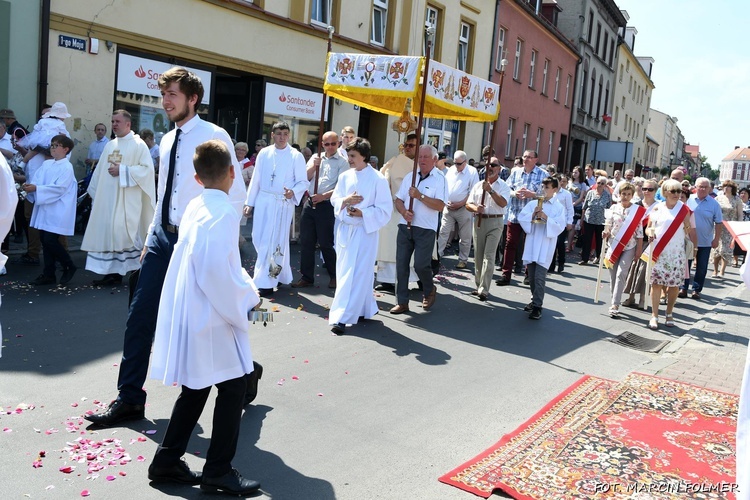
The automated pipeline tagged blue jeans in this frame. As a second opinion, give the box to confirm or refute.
[692,246,711,292]
[116,225,178,405]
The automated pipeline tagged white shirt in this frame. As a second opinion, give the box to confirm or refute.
[467,177,511,215]
[396,167,447,231]
[0,132,16,156]
[444,165,479,203]
[554,187,574,225]
[148,115,245,247]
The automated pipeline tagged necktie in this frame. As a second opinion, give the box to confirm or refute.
[161,128,182,228]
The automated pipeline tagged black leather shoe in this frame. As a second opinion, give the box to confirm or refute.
[331,323,346,335]
[148,458,202,485]
[201,468,261,495]
[60,266,77,285]
[84,400,145,426]
[243,362,263,406]
[93,274,123,286]
[374,283,395,292]
[258,288,274,297]
[31,274,56,286]
[495,277,511,286]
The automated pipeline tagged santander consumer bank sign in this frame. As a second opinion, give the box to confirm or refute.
[264,82,328,121]
[117,54,212,105]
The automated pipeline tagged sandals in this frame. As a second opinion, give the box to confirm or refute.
[622,297,636,308]
[648,316,658,330]
[609,306,619,318]
[665,315,675,327]
[659,297,667,305]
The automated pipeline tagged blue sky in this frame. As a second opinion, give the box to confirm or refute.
[616,0,750,168]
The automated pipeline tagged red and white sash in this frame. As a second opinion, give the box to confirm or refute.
[640,201,691,264]
[604,204,646,268]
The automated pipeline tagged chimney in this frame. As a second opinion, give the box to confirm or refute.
[736,146,740,149]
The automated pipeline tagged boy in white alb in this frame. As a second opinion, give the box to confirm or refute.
[148,140,262,496]
[22,134,77,286]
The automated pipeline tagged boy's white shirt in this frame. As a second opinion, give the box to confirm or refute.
[150,189,260,390]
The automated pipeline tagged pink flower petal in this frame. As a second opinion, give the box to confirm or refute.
[119,471,127,476]
[292,376,299,380]
[81,490,90,497]
[3,427,10,432]
[33,460,43,468]
[136,455,145,462]
[59,466,75,473]
[277,378,285,386]
[71,402,78,407]
[317,393,324,397]
[106,475,116,481]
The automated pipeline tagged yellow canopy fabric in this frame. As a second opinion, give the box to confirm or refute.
[324,53,499,122]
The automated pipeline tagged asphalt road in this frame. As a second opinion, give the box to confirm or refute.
[0,233,741,499]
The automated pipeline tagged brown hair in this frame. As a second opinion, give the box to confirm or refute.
[722,180,738,196]
[193,140,231,183]
[51,134,74,152]
[158,67,204,113]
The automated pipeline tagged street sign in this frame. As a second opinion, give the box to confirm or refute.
[58,35,86,51]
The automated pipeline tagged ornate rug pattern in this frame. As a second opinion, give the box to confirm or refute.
[439,373,738,499]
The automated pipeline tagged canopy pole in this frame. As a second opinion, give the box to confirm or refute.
[477,145,493,228]
[314,25,335,200]
[407,26,434,228]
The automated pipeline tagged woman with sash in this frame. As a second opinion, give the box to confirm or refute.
[603,182,644,317]
[643,179,697,330]
[622,178,659,309]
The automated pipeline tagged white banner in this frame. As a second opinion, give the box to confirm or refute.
[424,60,499,120]
[264,82,327,121]
[117,53,212,105]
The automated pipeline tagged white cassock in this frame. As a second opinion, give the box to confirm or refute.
[0,156,19,358]
[737,262,750,500]
[245,144,308,289]
[329,166,392,325]
[150,190,260,390]
[376,153,418,283]
[27,158,77,235]
[518,197,566,267]
[81,132,156,274]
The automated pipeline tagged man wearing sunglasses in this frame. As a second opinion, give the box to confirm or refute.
[686,177,723,300]
[376,134,419,291]
[292,131,349,290]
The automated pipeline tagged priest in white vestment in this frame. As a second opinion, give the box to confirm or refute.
[81,110,155,284]
[518,177,565,319]
[244,122,308,296]
[328,138,392,334]
[376,134,419,289]
[0,155,19,357]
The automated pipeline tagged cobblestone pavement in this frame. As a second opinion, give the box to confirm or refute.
[640,279,749,395]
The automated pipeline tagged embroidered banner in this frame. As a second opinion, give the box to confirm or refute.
[323,53,500,122]
[324,53,422,117]
[420,60,500,121]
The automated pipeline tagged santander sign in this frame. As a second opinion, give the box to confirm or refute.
[117,54,212,104]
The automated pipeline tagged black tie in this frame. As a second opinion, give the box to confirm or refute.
[161,128,181,228]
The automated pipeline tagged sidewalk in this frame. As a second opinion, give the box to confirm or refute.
[640,281,749,395]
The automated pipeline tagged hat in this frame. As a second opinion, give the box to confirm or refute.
[42,102,71,119]
[0,109,16,119]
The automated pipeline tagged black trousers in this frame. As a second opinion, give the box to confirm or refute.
[551,231,567,270]
[299,200,336,283]
[152,375,246,477]
[39,229,75,277]
[580,223,603,262]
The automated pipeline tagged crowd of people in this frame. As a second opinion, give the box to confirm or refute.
[2,65,750,496]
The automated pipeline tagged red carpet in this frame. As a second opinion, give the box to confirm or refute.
[439,373,738,499]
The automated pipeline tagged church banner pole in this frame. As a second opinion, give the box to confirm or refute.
[407,26,434,229]
[313,25,335,207]
[477,145,492,228]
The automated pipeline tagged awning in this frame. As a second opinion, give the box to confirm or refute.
[323,52,500,122]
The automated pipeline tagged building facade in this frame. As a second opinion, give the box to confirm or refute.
[647,109,683,172]
[555,0,627,169]
[12,0,496,174]
[607,20,654,176]
[487,0,579,168]
[720,146,750,188]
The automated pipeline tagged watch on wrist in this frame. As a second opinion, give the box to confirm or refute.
[420,193,425,200]
[489,189,495,195]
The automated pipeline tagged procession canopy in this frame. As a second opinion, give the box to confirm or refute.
[324,53,500,122]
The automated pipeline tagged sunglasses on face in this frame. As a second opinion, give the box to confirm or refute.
[489,163,500,167]
[643,187,656,192]
[597,182,606,185]
[667,189,681,194]
[323,142,337,146]
[454,160,465,165]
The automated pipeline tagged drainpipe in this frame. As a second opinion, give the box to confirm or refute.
[39,0,50,111]
[481,0,501,152]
